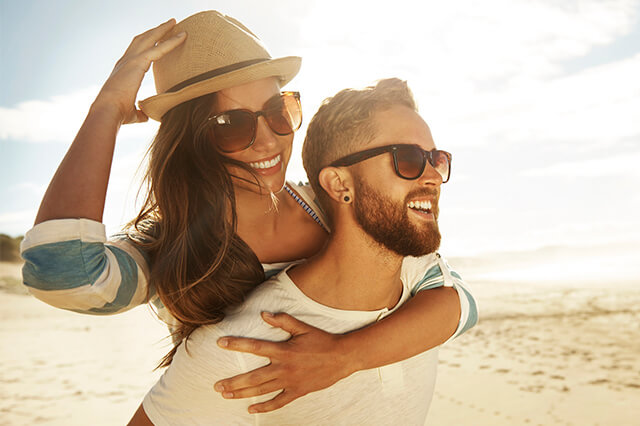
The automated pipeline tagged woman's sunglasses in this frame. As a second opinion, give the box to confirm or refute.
[329,144,452,183]
[207,91,302,153]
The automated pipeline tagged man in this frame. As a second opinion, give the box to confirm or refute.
[131,78,476,425]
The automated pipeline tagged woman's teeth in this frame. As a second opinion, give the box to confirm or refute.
[249,155,281,169]
[407,200,432,212]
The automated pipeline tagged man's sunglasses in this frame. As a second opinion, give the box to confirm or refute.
[329,144,452,183]
[207,91,302,153]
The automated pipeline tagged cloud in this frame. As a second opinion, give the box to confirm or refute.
[6,1,636,151]
[9,182,47,195]
[520,151,640,178]
[0,209,37,236]
[288,0,640,159]
[0,86,100,142]
[296,0,638,84]
[0,80,159,144]
[434,52,640,151]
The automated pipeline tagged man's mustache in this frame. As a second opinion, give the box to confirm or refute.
[405,188,439,202]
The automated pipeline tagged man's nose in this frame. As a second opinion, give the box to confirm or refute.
[417,161,444,186]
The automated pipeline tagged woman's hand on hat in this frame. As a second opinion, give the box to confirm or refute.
[94,18,186,125]
[214,312,356,413]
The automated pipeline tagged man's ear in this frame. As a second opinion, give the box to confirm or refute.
[319,167,353,203]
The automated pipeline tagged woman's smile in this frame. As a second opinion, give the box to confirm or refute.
[247,153,283,175]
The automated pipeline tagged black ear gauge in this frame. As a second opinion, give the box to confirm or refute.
[344,195,350,202]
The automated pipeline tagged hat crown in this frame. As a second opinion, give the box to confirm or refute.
[153,11,273,95]
[139,10,301,121]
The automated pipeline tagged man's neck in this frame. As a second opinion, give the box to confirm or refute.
[288,221,404,311]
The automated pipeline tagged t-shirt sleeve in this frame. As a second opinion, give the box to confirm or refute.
[402,253,479,343]
[142,325,261,425]
[20,218,151,315]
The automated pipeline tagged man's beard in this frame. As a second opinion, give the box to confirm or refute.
[353,178,441,257]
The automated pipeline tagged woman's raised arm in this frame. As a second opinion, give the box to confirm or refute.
[35,19,185,225]
[213,255,477,413]
[21,20,186,315]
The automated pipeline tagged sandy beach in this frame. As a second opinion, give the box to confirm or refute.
[0,261,169,425]
[1,261,639,425]
[427,279,640,426]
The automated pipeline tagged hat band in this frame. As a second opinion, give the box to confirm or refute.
[166,58,270,93]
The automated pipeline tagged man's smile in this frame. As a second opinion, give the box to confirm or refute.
[407,198,436,220]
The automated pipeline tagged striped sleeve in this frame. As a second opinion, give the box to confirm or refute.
[285,181,331,233]
[402,253,478,342]
[20,219,151,315]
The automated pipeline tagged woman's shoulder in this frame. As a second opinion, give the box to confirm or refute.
[286,180,315,198]
[284,181,330,232]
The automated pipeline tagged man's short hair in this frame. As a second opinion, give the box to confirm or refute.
[302,78,418,223]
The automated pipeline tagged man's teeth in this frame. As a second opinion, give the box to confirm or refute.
[249,155,281,169]
[408,200,432,211]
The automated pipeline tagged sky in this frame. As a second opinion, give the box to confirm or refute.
[1,0,639,282]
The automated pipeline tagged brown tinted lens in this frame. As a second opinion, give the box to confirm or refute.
[395,145,426,178]
[430,150,450,182]
[265,93,302,135]
[212,110,256,153]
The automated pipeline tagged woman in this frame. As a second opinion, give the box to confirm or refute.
[21,11,476,414]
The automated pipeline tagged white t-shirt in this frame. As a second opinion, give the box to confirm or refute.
[143,256,442,426]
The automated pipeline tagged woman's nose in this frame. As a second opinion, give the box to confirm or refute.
[251,116,279,152]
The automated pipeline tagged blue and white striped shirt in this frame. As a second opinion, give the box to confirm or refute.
[20,182,477,341]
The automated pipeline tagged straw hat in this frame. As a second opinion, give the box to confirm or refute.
[139,11,301,121]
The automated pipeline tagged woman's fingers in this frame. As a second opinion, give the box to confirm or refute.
[214,364,279,392]
[213,314,346,412]
[214,338,282,390]
[247,391,298,414]
[219,379,282,399]
[140,31,186,64]
[123,18,177,56]
[260,312,313,336]
[122,108,149,125]
[97,19,186,124]
[119,29,186,76]
[216,313,317,356]
[217,336,282,356]
[135,109,149,123]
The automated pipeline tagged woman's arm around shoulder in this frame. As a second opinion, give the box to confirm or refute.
[211,253,478,413]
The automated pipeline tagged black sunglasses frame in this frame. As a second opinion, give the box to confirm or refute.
[329,144,452,183]
[207,91,302,153]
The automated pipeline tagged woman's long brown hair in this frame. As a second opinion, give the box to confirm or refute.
[127,93,265,367]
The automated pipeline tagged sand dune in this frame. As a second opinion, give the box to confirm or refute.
[1,261,639,425]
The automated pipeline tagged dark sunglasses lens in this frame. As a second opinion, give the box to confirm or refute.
[395,145,426,178]
[265,93,302,135]
[430,151,451,182]
[212,111,256,153]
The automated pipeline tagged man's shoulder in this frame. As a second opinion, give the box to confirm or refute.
[142,278,300,425]
[190,272,297,343]
[400,253,439,286]
[401,253,438,270]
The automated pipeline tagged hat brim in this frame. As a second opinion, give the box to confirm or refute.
[139,56,301,121]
